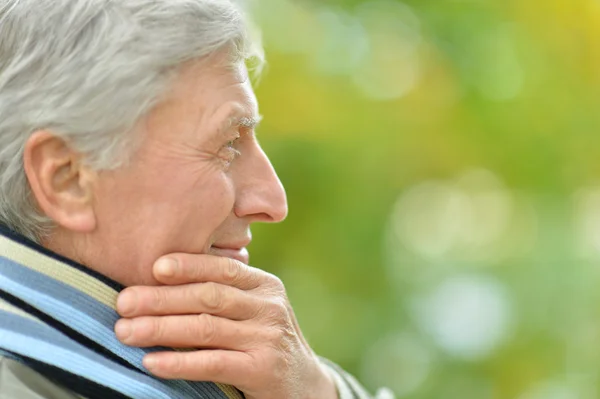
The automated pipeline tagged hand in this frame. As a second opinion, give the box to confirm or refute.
[114,254,338,399]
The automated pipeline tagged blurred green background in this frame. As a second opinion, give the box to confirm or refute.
[247,0,600,397]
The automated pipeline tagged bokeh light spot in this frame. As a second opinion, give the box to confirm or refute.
[360,332,433,397]
[352,0,422,100]
[574,187,600,259]
[518,381,579,399]
[413,274,513,360]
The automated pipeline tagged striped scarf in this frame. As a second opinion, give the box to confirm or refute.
[0,225,244,399]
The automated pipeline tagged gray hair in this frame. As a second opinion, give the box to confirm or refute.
[0,0,264,241]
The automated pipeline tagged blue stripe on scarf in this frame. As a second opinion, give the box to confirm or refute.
[0,255,229,398]
[0,309,181,398]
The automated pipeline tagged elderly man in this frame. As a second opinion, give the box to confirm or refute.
[0,0,392,398]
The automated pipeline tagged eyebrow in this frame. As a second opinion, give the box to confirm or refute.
[235,115,263,130]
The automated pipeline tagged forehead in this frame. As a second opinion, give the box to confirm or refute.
[143,55,260,143]
[179,58,259,116]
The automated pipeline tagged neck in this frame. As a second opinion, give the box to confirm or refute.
[40,226,157,287]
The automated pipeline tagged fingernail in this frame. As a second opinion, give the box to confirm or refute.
[117,290,137,316]
[155,258,177,278]
[115,319,132,342]
[143,355,158,371]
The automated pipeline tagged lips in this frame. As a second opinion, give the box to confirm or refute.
[209,245,250,264]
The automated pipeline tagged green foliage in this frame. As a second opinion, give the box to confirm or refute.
[249,0,600,397]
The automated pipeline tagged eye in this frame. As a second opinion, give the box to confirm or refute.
[218,136,241,166]
[226,136,241,153]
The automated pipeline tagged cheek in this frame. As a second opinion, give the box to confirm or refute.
[95,161,235,244]
[188,172,236,223]
[155,169,236,244]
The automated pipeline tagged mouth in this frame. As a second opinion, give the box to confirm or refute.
[209,244,250,265]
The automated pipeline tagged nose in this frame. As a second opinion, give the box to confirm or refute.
[233,142,288,223]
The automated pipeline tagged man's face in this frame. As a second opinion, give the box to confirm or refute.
[85,56,288,286]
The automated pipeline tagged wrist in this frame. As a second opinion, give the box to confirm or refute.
[307,359,338,399]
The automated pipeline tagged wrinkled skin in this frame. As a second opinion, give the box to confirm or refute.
[116,255,337,399]
[59,57,288,288]
[38,52,336,398]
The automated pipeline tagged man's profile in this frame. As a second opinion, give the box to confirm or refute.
[0,0,392,398]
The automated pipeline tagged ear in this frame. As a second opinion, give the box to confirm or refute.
[23,131,97,233]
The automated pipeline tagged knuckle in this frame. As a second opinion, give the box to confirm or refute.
[266,325,295,352]
[167,354,184,375]
[196,313,217,344]
[264,297,288,320]
[205,352,226,376]
[254,298,269,319]
[179,255,205,281]
[133,317,162,343]
[264,326,285,344]
[201,283,223,312]
[267,274,286,292]
[194,257,211,280]
[150,317,166,342]
[185,284,204,305]
[223,258,242,284]
[150,288,167,313]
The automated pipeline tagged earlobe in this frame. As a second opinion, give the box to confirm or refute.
[23,131,97,233]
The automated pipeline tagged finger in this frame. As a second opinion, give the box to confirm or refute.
[143,349,254,386]
[117,282,263,320]
[153,254,283,291]
[115,313,268,350]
